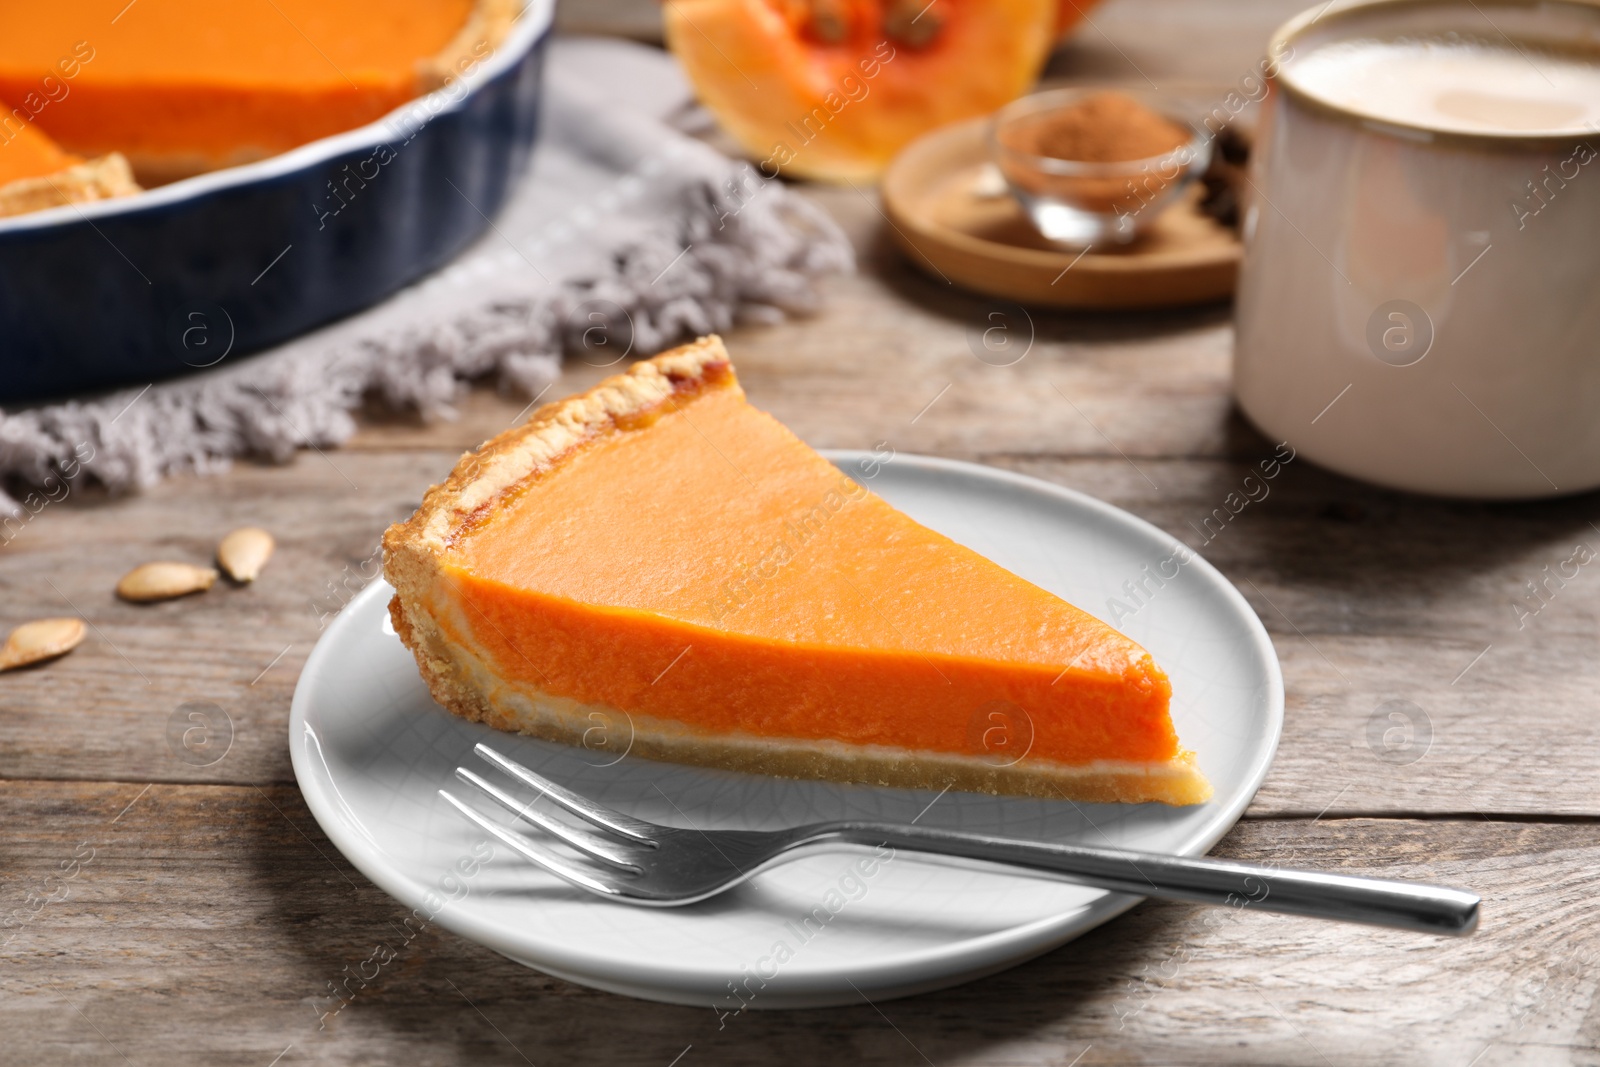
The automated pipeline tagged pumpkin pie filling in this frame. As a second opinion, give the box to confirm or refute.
[384,336,1212,805]
[0,110,84,186]
[0,0,514,186]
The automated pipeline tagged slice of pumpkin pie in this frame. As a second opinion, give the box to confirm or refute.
[0,107,138,218]
[383,336,1211,805]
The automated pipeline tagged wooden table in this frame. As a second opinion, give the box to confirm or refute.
[6,3,1598,1064]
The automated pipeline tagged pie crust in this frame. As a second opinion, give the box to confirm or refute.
[0,153,140,219]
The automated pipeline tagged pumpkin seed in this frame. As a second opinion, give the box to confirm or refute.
[883,0,944,47]
[809,0,849,42]
[217,527,275,583]
[116,562,218,602]
[0,617,86,671]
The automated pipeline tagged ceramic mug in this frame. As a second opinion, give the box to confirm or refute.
[1234,0,1600,499]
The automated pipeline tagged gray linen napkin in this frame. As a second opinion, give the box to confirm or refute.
[0,36,853,515]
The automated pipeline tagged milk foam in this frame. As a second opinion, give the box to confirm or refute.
[1284,36,1600,135]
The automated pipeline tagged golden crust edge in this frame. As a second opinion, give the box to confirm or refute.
[388,593,1215,807]
[382,334,735,570]
[0,153,141,218]
[417,0,522,90]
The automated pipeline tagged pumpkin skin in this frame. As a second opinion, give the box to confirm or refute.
[664,0,1060,181]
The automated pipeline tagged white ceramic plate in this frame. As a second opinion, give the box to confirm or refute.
[289,452,1283,1008]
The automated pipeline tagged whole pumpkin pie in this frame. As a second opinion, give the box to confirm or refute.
[383,336,1211,805]
[0,0,516,185]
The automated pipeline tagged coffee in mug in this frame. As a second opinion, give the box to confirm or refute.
[1234,0,1600,498]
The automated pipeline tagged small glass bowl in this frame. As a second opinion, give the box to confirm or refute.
[991,88,1212,247]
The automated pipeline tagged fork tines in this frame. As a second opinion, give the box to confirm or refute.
[438,743,654,896]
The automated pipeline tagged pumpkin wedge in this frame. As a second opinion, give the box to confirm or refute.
[665,0,1059,181]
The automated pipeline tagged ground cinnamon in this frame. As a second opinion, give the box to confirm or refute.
[1017,91,1192,162]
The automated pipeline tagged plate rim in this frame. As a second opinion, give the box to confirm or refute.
[288,450,1284,1005]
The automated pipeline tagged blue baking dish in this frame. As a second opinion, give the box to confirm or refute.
[0,0,553,403]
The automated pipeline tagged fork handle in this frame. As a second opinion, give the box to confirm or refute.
[799,822,1479,936]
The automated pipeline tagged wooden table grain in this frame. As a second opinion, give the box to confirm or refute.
[6,3,1599,1064]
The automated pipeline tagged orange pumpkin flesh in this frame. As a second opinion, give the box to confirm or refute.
[665,0,1058,181]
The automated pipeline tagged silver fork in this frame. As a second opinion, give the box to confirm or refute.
[440,743,1479,936]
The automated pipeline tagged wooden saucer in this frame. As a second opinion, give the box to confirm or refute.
[880,117,1241,309]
